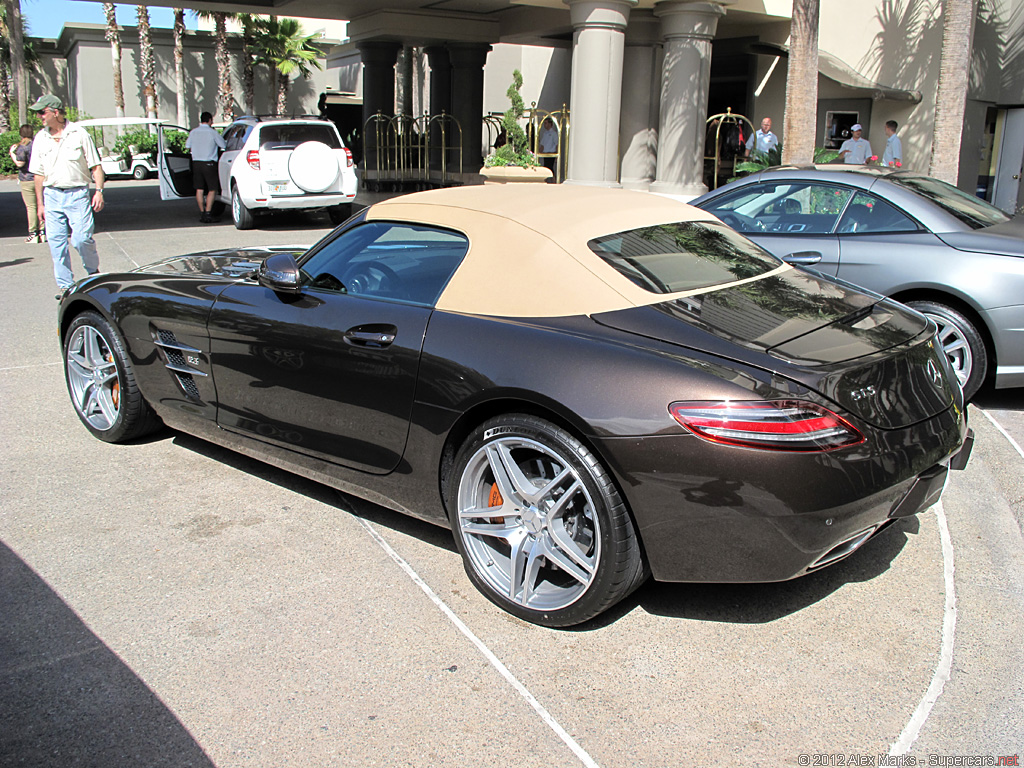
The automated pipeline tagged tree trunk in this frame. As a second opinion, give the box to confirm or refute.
[214,13,233,121]
[781,0,820,165]
[277,71,288,116]
[242,21,255,115]
[104,3,126,119]
[137,6,158,117]
[928,0,978,185]
[174,9,186,124]
[0,50,10,132]
[5,0,27,125]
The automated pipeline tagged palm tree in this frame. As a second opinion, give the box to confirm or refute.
[253,17,322,115]
[928,0,979,184]
[781,0,820,165]
[173,9,185,124]
[137,5,158,116]
[238,13,259,115]
[1,4,40,130]
[3,0,27,125]
[103,3,126,119]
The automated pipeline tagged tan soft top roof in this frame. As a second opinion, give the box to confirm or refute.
[366,185,790,318]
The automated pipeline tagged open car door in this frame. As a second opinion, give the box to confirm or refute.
[157,124,195,200]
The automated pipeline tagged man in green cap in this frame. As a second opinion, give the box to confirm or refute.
[27,94,106,298]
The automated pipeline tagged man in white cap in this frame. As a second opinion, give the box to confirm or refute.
[27,93,105,298]
[838,124,873,164]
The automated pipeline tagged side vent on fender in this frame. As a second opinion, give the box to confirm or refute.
[153,328,207,401]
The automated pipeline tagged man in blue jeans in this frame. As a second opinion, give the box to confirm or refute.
[28,94,105,299]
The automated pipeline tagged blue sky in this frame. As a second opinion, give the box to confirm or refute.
[22,1,196,40]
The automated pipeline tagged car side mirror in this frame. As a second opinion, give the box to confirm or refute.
[258,252,301,293]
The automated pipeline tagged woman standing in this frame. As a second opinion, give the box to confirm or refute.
[8,125,45,243]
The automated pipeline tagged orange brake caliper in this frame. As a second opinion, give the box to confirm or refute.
[488,483,505,524]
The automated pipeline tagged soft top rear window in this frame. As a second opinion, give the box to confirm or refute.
[259,123,342,150]
[588,221,782,294]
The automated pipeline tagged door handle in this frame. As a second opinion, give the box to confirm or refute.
[1013,174,1020,180]
[345,326,397,347]
[783,251,823,265]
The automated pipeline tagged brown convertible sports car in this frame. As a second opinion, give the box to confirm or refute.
[59,185,972,626]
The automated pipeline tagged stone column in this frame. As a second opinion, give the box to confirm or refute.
[425,46,453,172]
[650,0,730,198]
[448,43,492,171]
[357,41,401,174]
[619,10,662,190]
[564,0,637,187]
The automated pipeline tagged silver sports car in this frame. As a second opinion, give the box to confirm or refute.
[693,166,1024,400]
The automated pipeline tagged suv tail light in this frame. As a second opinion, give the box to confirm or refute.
[669,400,864,452]
[246,150,260,170]
[343,147,353,168]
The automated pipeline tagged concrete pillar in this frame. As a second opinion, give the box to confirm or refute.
[619,11,662,190]
[357,41,401,174]
[448,43,492,170]
[650,1,729,198]
[564,0,637,187]
[425,46,454,173]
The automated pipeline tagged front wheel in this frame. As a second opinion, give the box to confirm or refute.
[447,414,647,627]
[908,300,988,401]
[63,311,162,442]
[232,185,255,230]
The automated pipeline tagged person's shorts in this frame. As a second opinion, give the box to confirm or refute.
[192,161,219,194]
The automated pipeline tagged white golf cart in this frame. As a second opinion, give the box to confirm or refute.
[77,117,165,180]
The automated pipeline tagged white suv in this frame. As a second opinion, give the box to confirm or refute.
[159,116,358,230]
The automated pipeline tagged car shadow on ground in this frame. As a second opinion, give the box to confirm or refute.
[170,429,918,630]
[974,387,1024,412]
[0,540,216,768]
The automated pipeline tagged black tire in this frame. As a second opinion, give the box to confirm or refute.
[908,300,988,401]
[232,185,255,230]
[446,414,647,627]
[132,164,148,180]
[63,310,162,443]
[328,203,352,226]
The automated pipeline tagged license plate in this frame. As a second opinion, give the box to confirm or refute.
[268,182,291,194]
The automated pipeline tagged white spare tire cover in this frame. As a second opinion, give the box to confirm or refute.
[288,141,339,193]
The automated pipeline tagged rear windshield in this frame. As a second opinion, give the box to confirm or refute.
[588,221,781,294]
[259,123,342,150]
[887,175,1009,229]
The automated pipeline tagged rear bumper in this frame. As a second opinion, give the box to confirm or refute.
[253,192,356,211]
[599,407,970,583]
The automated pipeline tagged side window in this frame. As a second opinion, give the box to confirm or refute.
[300,221,469,306]
[223,125,245,151]
[837,192,921,234]
[702,182,853,234]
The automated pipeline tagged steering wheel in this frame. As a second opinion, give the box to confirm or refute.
[340,261,408,300]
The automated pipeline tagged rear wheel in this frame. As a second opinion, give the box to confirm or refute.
[64,311,161,442]
[328,203,352,226]
[132,164,148,180]
[908,300,987,400]
[232,185,255,230]
[447,414,646,627]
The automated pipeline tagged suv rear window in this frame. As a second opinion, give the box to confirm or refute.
[588,221,781,294]
[258,123,342,150]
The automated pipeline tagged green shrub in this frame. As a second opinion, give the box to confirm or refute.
[1,131,21,175]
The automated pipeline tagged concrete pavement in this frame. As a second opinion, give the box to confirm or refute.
[1,178,1022,767]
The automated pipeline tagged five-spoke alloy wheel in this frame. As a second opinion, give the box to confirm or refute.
[448,414,646,627]
[64,311,161,442]
[908,300,987,401]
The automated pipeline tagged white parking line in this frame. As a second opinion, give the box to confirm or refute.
[0,362,61,372]
[888,500,956,756]
[975,406,1024,460]
[356,517,602,768]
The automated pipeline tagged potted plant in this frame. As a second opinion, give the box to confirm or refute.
[481,69,552,184]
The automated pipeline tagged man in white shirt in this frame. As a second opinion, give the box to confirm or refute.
[745,117,779,157]
[882,120,903,167]
[28,94,105,297]
[838,123,873,164]
[186,111,227,223]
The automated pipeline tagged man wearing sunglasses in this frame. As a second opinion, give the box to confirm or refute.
[28,94,105,298]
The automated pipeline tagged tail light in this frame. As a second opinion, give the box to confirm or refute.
[246,150,260,170]
[343,147,353,168]
[669,400,864,452]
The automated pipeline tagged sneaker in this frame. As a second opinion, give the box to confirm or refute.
[39,231,46,243]
[25,233,36,243]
